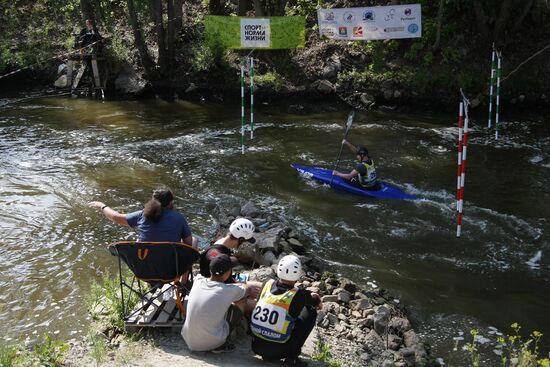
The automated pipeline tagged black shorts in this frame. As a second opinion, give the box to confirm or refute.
[226,304,243,334]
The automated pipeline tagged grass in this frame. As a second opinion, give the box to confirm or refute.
[312,340,342,367]
[0,343,19,367]
[85,270,140,334]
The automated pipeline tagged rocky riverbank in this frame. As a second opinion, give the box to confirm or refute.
[58,200,437,367]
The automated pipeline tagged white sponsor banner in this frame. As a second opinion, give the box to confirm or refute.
[241,18,271,48]
[317,4,421,40]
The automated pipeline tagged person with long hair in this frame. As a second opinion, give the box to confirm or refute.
[89,187,196,247]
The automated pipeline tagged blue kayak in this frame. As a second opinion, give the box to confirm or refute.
[291,164,418,200]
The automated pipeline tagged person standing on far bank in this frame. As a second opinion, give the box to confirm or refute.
[89,187,197,247]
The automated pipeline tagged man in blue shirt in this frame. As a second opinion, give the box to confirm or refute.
[89,188,196,247]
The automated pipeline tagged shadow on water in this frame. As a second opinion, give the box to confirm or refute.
[0,97,549,364]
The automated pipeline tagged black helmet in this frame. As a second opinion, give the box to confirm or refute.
[356,146,369,156]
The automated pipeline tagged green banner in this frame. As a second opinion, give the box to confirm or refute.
[205,16,305,49]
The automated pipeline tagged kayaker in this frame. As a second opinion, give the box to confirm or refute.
[88,187,197,248]
[250,255,322,367]
[332,139,380,190]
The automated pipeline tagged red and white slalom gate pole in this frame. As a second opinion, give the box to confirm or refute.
[457,98,469,237]
[456,102,464,212]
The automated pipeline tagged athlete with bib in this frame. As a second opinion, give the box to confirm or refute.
[250,255,322,367]
[332,139,380,190]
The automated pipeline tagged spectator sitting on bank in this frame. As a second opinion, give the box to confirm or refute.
[251,255,322,367]
[182,254,254,353]
[88,187,197,248]
[199,217,263,309]
[200,217,255,280]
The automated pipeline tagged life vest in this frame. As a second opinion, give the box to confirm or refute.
[358,160,377,188]
[250,279,298,343]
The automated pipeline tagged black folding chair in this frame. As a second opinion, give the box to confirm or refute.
[108,241,199,330]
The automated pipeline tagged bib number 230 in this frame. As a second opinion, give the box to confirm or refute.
[252,304,285,330]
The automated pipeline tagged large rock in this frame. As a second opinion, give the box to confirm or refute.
[247,267,276,282]
[389,317,411,334]
[241,201,261,218]
[287,238,305,254]
[234,242,265,266]
[386,334,403,351]
[54,74,68,88]
[322,55,341,79]
[322,295,339,303]
[363,329,385,355]
[373,307,391,336]
[262,250,278,265]
[340,278,357,293]
[316,80,335,94]
[350,298,371,310]
[403,330,419,348]
[115,64,147,95]
[255,227,284,253]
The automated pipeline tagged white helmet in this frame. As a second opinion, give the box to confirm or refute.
[277,255,302,281]
[229,218,255,241]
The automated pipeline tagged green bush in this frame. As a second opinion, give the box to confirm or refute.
[255,71,284,92]
[467,324,550,367]
[30,334,68,367]
[312,340,342,367]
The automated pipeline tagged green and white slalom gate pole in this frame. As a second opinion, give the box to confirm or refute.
[495,52,502,140]
[250,57,255,139]
[241,63,245,154]
[487,45,496,128]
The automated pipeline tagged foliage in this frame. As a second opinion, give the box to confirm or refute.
[0,343,20,367]
[255,71,284,92]
[87,331,108,367]
[466,324,550,367]
[312,340,342,367]
[29,334,69,367]
[86,271,138,334]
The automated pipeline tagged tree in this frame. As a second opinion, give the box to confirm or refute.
[127,0,155,76]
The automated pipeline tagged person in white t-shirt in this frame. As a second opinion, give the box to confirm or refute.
[181,254,253,353]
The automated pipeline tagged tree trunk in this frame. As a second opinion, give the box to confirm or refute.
[80,0,95,22]
[167,0,176,67]
[127,0,155,76]
[473,1,489,40]
[511,0,535,34]
[209,0,223,15]
[252,0,265,16]
[238,0,248,15]
[432,0,444,50]
[152,0,167,74]
[493,0,513,42]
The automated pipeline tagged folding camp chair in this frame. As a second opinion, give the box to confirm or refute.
[108,241,200,331]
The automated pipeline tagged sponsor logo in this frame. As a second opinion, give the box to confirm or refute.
[384,8,396,21]
[362,10,375,21]
[320,27,335,37]
[338,27,348,36]
[384,26,404,32]
[352,26,363,37]
[343,12,355,23]
[408,23,419,34]
[323,11,335,21]
[404,8,412,16]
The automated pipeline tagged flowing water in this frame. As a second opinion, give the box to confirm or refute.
[0,96,548,364]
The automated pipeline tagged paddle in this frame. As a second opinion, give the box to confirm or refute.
[330,110,355,185]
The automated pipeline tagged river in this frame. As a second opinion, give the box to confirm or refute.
[0,96,548,365]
